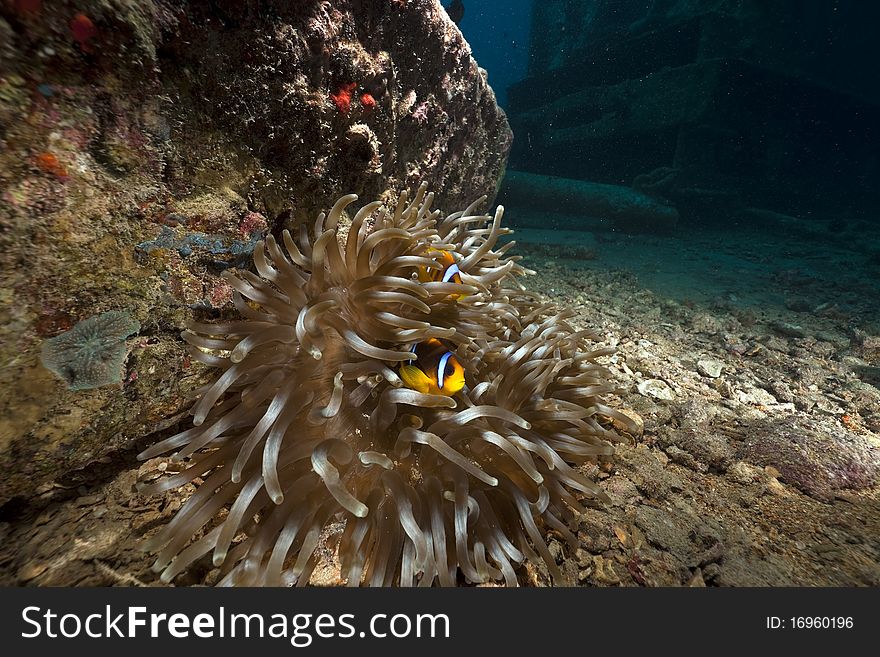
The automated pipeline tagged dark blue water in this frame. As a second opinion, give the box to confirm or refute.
[451,0,880,322]
[450,0,531,108]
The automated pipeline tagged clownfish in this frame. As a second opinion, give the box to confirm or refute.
[418,249,463,286]
[399,338,465,396]
[418,249,468,301]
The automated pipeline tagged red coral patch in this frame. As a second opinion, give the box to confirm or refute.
[330,82,357,114]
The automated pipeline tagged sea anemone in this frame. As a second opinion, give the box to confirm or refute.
[138,184,634,586]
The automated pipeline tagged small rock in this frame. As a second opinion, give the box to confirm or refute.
[696,542,725,567]
[612,407,644,436]
[696,358,724,378]
[74,493,105,507]
[702,563,721,581]
[767,380,795,403]
[688,568,706,587]
[637,379,675,401]
[575,548,593,568]
[765,477,790,497]
[728,461,761,485]
[770,320,808,338]
[592,555,620,585]
[665,445,701,471]
[737,385,778,407]
[712,377,735,398]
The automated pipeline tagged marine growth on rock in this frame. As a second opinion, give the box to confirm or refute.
[139,185,635,586]
[40,310,140,391]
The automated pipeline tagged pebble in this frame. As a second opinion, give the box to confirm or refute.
[728,461,760,485]
[591,555,620,585]
[611,407,644,435]
[696,358,724,378]
[770,320,808,338]
[688,568,707,587]
[736,385,778,406]
[665,445,700,470]
[75,494,104,507]
[637,379,675,401]
[765,477,790,497]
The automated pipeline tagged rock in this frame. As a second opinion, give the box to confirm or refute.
[603,476,641,506]
[615,446,684,501]
[664,445,700,471]
[591,555,621,585]
[612,407,645,436]
[765,477,790,497]
[696,358,724,378]
[688,568,707,587]
[637,379,675,401]
[662,429,734,472]
[770,321,808,339]
[17,561,49,583]
[767,380,795,403]
[736,385,779,407]
[728,461,761,485]
[737,416,880,500]
[0,0,511,505]
[497,171,679,234]
[674,398,719,429]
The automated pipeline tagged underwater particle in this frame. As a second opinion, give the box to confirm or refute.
[360,92,377,112]
[70,13,97,53]
[40,310,140,391]
[34,152,68,178]
[330,82,357,114]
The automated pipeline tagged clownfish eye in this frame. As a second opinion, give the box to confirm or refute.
[444,361,455,377]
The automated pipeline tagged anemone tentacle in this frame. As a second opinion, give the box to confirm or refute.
[139,184,628,586]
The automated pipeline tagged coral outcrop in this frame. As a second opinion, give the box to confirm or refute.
[0,0,511,506]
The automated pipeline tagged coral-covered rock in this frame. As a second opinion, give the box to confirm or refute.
[737,416,880,501]
[0,0,510,505]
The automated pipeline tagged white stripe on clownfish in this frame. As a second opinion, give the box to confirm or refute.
[437,351,453,388]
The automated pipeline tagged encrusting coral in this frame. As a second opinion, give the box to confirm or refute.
[138,185,636,586]
[41,310,140,391]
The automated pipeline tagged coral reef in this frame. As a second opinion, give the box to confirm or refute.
[0,0,510,506]
[138,186,634,586]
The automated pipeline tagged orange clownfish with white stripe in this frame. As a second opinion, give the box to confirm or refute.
[399,338,465,396]
[418,249,466,300]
